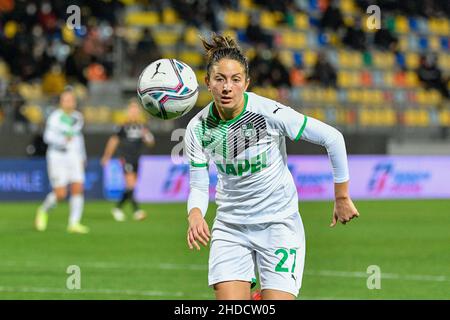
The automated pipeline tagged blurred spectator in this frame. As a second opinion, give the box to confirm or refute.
[268,52,291,88]
[249,49,291,88]
[130,28,162,77]
[42,63,67,96]
[4,80,30,132]
[86,57,108,82]
[245,13,273,48]
[342,18,367,51]
[319,1,344,32]
[308,52,337,87]
[417,54,449,98]
[289,62,306,87]
[374,19,398,51]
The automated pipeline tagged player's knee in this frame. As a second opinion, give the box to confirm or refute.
[54,189,67,200]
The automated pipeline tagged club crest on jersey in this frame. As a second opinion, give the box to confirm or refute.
[202,130,213,143]
[240,122,256,139]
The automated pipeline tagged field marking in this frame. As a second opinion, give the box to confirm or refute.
[0,285,355,300]
[0,286,212,298]
[0,261,449,283]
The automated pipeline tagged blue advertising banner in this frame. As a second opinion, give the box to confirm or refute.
[0,158,103,201]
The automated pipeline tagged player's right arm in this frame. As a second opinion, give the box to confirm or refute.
[185,119,210,250]
[101,134,120,166]
[43,111,69,149]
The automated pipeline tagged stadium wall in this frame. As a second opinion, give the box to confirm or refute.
[1,155,449,202]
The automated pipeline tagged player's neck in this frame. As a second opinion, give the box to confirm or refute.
[214,97,245,121]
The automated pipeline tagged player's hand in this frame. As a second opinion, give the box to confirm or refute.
[330,196,359,227]
[100,156,109,167]
[187,209,210,250]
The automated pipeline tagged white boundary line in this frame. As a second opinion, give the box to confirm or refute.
[0,261,448,283]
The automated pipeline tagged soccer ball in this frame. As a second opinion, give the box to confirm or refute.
[137,58,199,120]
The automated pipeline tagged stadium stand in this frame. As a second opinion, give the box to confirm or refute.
[0,0,448,139]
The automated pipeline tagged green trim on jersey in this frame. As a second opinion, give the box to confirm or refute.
[209,92,248,124]
[295,116,308,141]
[190,161,208,168]
[195,93,249,160]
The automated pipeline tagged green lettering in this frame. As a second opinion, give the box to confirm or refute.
[237,160,250,176]
[215,163,225,173]
[225,164,237,175]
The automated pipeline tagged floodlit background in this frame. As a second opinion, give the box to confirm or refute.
[0,0,449,299]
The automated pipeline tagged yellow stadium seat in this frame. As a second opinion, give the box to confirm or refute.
[240,0,255,10]
[338,50,352,68]
[294,13,309,30]
[340,0,357,14]
[184,26,199,47]
[398,35,409,51]
[179,51,203,67]
[310,108,326,122]
[395,16,409,33]
[416,90,427,105]
[359,108,372,127]
[197,89,212,106]
[162,8,178,24]
[324,88,337,103]
[383,71,394,87]
[281,32,307,50]
[405,52,420,69]
[428,89,442,105]
[428,18,439,34]
[260,11,277,29]
[438,18,449,36]
[384,108,397,126]
[223,30,237,43]
[125,11,159,26]
[195,69,207,82]
[22,105,43,124]
[439,110,450,126]
[373,51,394,69]
[153,30,179,46]
[338,71,351,88]
[224,11,249,29]
[303,50,317,67]
[417,110,430,127]
[405,71,419,88]
[428,36,440,51]
[279,50,294,68]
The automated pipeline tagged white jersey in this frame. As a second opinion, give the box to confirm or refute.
[44,109,86,162]
[185,92,349,224]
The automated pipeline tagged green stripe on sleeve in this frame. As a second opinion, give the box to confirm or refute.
[190,161,208,168]
[295,116,308,141]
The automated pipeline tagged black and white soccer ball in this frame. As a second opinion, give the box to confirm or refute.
[137,58,199,120]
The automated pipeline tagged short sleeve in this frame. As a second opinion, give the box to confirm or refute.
[115,125,125,139]
[270,103,308,141]
[185,120,209,167]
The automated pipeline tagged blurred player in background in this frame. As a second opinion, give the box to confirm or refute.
[35,87,89,234]
[185,34,360,300]
[101,99,155,221]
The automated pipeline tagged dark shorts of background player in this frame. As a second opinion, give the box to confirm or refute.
[120,157,139,174]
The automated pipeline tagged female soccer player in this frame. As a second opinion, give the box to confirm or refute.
[101,99,155,221]
[35,87,89,234]
[185,34,360,300]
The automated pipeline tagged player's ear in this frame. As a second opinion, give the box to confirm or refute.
[205,76,210,91]
[244,77,250,91]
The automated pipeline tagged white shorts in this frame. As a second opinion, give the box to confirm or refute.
[208,212,306,297]
[47,156,85,188]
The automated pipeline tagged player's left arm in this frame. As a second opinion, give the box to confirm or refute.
[272,104,360,226]
[142,127,156,147]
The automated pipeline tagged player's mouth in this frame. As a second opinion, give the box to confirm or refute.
[220,96,232,104]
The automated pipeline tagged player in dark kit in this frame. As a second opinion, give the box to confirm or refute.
[101,99,155,221]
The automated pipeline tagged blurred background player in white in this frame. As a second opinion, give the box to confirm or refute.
[185,34,360,300]
[35,87,89,234]
[101,99,155,221]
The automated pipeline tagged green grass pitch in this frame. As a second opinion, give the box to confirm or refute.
[0,199,449,299]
